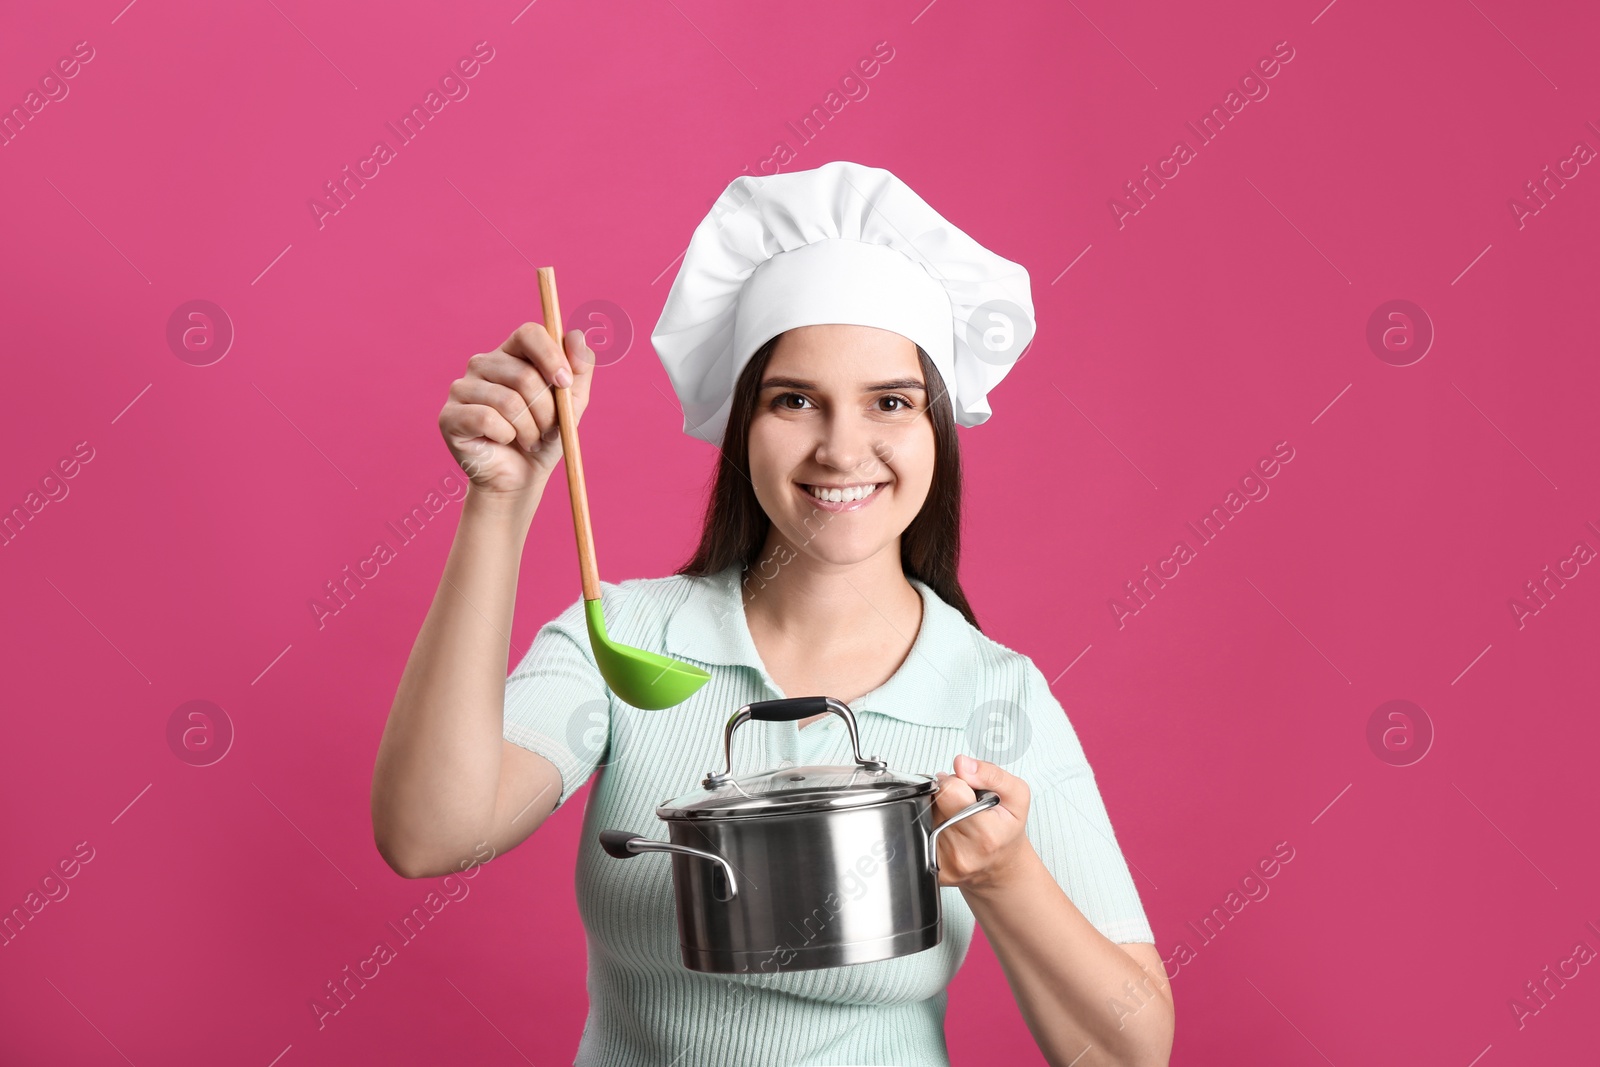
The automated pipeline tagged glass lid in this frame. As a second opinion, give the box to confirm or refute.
[662,695,936,819]
[657,762,936,820]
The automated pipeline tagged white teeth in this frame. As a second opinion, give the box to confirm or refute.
[807,483,879,503]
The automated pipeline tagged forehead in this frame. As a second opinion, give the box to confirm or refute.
[764,324,922,382]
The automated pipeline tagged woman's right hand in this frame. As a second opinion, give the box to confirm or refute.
[439,323,597,498]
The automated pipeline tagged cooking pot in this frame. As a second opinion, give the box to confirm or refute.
[598,695,999,974]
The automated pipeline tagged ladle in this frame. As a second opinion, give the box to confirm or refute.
[538,266,712,710]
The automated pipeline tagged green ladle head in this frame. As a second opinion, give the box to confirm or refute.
[585,599,711,710]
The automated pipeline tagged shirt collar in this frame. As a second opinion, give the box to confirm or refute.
[665,562,975,728]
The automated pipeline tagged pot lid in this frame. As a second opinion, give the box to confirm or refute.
[657,762,937,820]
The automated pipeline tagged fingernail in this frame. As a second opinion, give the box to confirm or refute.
[555,367,573,388]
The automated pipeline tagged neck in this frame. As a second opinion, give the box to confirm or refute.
[741,532,919,646]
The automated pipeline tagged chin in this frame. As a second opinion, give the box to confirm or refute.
[783,532,898,568]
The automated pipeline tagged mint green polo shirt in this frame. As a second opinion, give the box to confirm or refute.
[503,561,1153,1067]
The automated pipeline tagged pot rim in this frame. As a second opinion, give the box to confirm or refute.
[656,769,939,821]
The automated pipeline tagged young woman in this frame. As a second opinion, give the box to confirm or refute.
[371,162,1173,1067]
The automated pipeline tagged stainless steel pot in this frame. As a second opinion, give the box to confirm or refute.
[598,695,999,974]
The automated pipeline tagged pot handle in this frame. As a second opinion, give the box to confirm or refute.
[702,696,887,789]
[926,789,1002,874]
[597,830,739,900]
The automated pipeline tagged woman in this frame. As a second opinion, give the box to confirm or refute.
[371,162,1173,1066]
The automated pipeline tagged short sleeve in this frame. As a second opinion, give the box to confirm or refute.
[503,593,612,812]
[1010,661,1155,945]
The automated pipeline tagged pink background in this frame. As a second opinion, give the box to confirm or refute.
[3,0,1597,1063]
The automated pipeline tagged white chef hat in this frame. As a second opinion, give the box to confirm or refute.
[652,160,1037,447]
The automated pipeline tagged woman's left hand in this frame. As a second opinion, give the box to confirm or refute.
[931,754,1036,891]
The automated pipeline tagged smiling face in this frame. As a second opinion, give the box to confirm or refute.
[746,324,937,567]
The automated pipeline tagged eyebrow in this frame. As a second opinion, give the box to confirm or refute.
[759,376,927,392]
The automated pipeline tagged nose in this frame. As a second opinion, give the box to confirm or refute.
[814,413,888,481]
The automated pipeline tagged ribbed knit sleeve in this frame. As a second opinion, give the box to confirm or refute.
[502,589,611,812]
[1014,660,1155,945]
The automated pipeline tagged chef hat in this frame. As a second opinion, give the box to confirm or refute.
[652,160,1036,447]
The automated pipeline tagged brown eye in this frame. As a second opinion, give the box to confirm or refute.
[879,394,914,412]
[773,392,812,410]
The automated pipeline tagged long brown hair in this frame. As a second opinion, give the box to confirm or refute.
[674,333,981,630]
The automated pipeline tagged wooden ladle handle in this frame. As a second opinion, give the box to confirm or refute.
[536,267,601,603]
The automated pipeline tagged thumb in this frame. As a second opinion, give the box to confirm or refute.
[564,328,598,382]
[954,754,1011,793]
